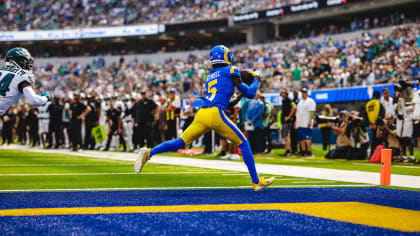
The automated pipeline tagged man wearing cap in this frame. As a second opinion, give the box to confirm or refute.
[47,95,63,149]
[133,90,158,150]
[295,88,316,157]
[165,88,181,140]
[279,88,296,157]
[83,91,101,150]
[69,93,88,151]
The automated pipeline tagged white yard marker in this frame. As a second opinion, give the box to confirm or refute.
[0,164,131,167]
[0,171,237,176]
[291,181,336,184]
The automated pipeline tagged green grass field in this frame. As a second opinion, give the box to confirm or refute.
[0,149,377,192]
[0,148,419,192]
[165,145,420,176]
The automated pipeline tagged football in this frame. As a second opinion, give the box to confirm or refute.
[240,69,255,85]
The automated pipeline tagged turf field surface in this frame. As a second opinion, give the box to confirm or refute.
[1,148,419,234]
[1,188,419,235]
[0,149,369,191]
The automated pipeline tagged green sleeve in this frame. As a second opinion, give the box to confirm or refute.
[277,110,282,128]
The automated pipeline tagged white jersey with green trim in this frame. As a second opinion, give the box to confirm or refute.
[0,67,35,113]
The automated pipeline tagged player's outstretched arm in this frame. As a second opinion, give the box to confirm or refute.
[21,85,53,107]
[232,74,259,99]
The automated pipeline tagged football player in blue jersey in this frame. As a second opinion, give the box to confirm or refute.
[135,45,274,191]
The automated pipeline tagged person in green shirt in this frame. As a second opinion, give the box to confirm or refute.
[292,64,302,88]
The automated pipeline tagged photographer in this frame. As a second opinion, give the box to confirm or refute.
[377,114,401,161]
[365,91,385,157]
[324,111,351,159]
[349,111,370,160]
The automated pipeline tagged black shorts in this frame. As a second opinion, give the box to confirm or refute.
[281,123,292,137]
[414,122,420,138]
[398,137,412,146]
[390,147,401,157]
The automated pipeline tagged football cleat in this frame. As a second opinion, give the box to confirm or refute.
[252,176,275,192]
[221,154,231,160]
[229,154,241,160]
[135,147,151,174]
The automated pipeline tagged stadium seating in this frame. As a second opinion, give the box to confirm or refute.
[32,24,420,99]
[1,0,307,31]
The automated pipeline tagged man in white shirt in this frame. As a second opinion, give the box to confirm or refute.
[412,89,420,163]
[380,88,396,118]
[295,88,316,157]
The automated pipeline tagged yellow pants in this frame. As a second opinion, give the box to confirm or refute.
[180,107,246,146]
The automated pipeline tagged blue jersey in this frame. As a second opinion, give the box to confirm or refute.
[202,66,240,111]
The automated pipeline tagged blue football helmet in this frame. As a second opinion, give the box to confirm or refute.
[209,45,234,65]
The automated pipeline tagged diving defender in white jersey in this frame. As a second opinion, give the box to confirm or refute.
[0,48,53,114]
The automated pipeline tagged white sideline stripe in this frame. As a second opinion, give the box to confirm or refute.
[291,181,335,184]
[276,178,309,181]
[222,174,249,176]
[1,145,420,189]
[0,164,131,167]
[352,163,420,169]
[0,171,235,176]
[0,184,373,192]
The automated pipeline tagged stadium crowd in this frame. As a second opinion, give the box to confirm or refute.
[1,20,420,162]
[30,23,420,99]
[1,0,307,31]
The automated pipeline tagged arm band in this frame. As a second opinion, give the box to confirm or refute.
[23,86,48,107]
[237,79,259,99]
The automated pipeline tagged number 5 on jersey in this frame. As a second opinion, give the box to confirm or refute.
[0,72,15,97]
[207,79,218,101]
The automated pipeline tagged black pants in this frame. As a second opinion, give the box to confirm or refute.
[84,123,95,149]
[71,120,82,150]
[166,119,177,140]
[203,131,212,153]
[321,127,331,150]
[2,124,13,145]
[105,127,126,151]
[370,127,380,157]
[325,146,351,159]
[263,127,272,152]
[135,123,152,148]
[248,128,264,154]
[150,121,160,147]
[17,125,26,144]
[291,127,298,153]
[48,123,61,148]
[29,124,39,147]
[132,123,137,148]
[349,143,369,160]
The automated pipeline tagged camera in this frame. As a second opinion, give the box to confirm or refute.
[394,79,416,92]
[315,115,339,124]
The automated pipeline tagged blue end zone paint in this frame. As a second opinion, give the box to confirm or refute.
[2,211,419,236]
[1,188,419,235]
[0,187,419,210]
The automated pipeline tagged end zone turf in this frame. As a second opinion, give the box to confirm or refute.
[0,188,419,235]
